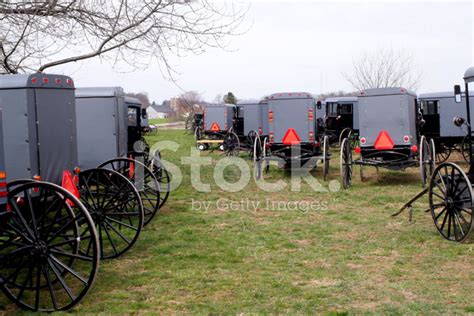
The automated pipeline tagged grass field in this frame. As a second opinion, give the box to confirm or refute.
[149,118,176,125]
[2,129,473,314]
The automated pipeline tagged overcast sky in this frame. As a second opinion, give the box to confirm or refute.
[56,0,473,103]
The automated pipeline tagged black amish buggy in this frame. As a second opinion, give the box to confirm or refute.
[396,67,474,243]
[418,91,474,163]
[340,88,435,189]
[323,96,359,146]
[220,100,269,159]
[195,103,236,151]
[0,74,148,311]
[75,88,169,224]
[255,92,330,180]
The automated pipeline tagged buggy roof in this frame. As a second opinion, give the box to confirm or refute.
[419,91,474,99]
[75,86,124,98]
[464,67,474,83]
[237,100,260,105]
[325,96,358,103]
[203,103,236,108]
[360,87,416,97]
[266,92,313,100]
[125,96,141,107]
[0,73,74,90]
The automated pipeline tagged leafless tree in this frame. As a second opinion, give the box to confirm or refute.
[173,90,203,117]
[125,92,151,108]
[0,0,248,75]
[344,48,422,91]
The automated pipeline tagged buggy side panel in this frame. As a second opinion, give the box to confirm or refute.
[269,97,315,143]
[117,97,128,156]
[359,93,417,147]
[243,103,260,135]
[352,101,359,130]
[76,97,121,169]
[35,89,78,184]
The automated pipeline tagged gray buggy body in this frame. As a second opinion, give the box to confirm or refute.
[75,87,127,170]
[0,74,78,184]
[237,100,269,136]
[267,92,316,145]
[359,88,417,149]
[0,109,6,206]
[125,96,142,128]
[418,91,474,138]
[203,103,235,133]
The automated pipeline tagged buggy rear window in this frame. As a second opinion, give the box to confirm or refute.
[421,100,439,115]
[327,103,338,116]
[128,108,138,126]
[339,104,353,115]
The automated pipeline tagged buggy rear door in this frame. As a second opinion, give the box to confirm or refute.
[35,88,77,184]
[271,98,314,144]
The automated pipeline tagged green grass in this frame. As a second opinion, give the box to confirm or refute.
[149,118,178,125]
[2,129,473,314]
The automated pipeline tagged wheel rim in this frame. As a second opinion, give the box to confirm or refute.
[323,136,329,181]
[150,159,171,208]
[340,138,352,189]
[98,158,160,226]
[429,163,474,242]
[78,169,144,259]
[224,132,240,156]
[419,136,429,187]
[461,136,471,163]
[1,182,99,311]
[253,135,262,164]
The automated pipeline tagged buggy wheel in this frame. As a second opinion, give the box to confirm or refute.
[223,132,240,156]
[98,158,160,227]
[322,135,330,181]
[1,182,100,312]
[419,136,432,187]
[149,158,171,208]
[194,126,202,141]
[338,128,353,147]
[262,137,270,173]
[429,139,436,173]
[340,138,352,189]
[429,163,473,242]
[253,134,263,164]
[197,143,207,151]
[247,130,259,159]
[461,135,471,163]
[255,159,262,180]
[435,143,451,163]
[78,169,144,259]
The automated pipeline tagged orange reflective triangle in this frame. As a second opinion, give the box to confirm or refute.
[282,128,301,145]
[210,122,221,131]
[374,130,394,150]
[62,170,80,206]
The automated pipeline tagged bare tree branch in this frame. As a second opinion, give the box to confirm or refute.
[0,0,248,75]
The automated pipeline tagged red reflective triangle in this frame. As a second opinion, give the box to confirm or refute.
[282,128,301,145]
[61,170,80,206]
[210,122,221,131]
[374,130,394,150]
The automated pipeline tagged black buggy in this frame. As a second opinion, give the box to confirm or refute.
[0,74,146,311]
[340,88,435,189]
[75,88,169,225]
[255,92,330,180]
[418,91,474,163]
[396,67,474,243]
[220,100,269,159]
[323,96,359,146]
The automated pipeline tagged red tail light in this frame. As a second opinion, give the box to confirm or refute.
[360,137,367,145]
[403,135,410,143]
[129,155,135,179]
[258,127,263,135]
[55,78,62,84]
[66,78,74,86]
[265,142,271,149]
[31,77,38,84]
[309,131,314,141]
[313,141,320,148]
[269,132,274,143]
[42,77,49,84]
[269,111,273,123]
[411,145,418,153]
[0,171,6,198]
[355,146,361,154]
[308,109,314,121]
